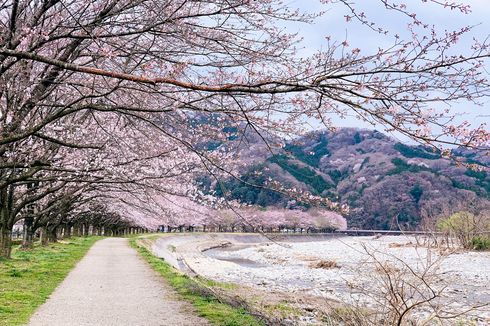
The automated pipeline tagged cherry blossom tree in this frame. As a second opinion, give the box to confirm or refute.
[0,0,489,257]
[307,208,348,231]
[1,1,488,148]
[0,109,203,256]
[224,206,346,233]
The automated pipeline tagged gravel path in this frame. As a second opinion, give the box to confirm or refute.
[28,238,209,326]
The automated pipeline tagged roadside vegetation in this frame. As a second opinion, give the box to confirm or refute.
[0,237,100,326]
[130,237,265,326]
[139,230,490,325]
[437,211,490,250]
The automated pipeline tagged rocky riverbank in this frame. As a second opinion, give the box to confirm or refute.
[151,233,490,325]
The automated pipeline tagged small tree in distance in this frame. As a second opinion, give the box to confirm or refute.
[437,211,490,249]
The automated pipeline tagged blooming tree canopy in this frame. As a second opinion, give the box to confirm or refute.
[0,0,489,257]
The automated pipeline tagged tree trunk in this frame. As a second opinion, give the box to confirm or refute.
[48,226,58,243]
[83,224,89,237]
[64,224,71,239]
[40,226,49,246]
[22,216,34,249]
[0,186,14,258]
[0,227,12,258]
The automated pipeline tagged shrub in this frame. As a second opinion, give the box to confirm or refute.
[353,132,363,144]
[437,211,490,249]
[470,236,490,251]
[409,184,423,203]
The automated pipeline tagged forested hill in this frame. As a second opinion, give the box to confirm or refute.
[204,128,490,230]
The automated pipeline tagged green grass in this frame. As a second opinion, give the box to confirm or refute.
[0,237,100,326]
[264,301,301,319]
[471,236,490,251]
[130,238,264,326]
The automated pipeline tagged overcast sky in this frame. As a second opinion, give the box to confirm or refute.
[286,0,490,143]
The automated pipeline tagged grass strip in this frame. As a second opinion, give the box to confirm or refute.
[0,237,100,326]
[130,238,264,326]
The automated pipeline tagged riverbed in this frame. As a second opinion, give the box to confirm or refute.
[151,233,490,324]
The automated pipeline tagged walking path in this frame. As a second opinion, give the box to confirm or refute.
[28,238,209,326]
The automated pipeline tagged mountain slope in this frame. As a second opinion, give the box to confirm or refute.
[212,128,489,230]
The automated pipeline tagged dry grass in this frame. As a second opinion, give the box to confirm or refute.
[374,262,400,274]
[388,242,414,248]
[309,260,339,269]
